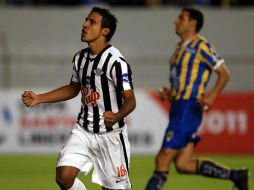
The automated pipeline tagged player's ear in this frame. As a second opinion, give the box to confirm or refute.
[102,28,110,36]
[190,20,197,32]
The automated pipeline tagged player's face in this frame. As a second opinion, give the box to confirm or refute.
[81,12,104,43]
[175,10,192,36]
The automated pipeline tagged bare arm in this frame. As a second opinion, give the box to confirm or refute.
[22,82,80,107]
[104,89,136,128]
[200,64,230,109]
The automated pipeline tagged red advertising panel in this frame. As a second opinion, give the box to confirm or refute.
[196,92,254,154]
[149,91,254,154]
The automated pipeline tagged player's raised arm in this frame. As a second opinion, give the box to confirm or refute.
[22,81,80,107]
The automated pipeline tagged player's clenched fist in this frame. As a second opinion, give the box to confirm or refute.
[22,91,39,107]
[103,111,120,128]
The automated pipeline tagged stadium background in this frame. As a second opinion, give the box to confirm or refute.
[0,2,253,190]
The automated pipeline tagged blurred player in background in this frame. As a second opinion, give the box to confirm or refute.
[145,7,249,190]
[22,7,136,190]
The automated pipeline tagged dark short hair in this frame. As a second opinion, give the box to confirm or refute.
[183,7,204,33]
[90,7,118,42]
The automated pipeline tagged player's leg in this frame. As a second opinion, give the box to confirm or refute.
[197,159,249,190]
[146,99,208,190]
[156,147,178,172]
[174,142,249,190]
[174,142,197,174]
[145,99,193,190]
[56,166,86,190]
[145,147,178,190]
[91,128,132,190]
[56,124,93,190]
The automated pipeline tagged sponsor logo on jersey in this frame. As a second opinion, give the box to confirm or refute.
[122,73,129,83]
[170,66,179,89]
[185,47,196,54]
[86,76,91,85]
[81,86,100,106]
[94,68,104,76]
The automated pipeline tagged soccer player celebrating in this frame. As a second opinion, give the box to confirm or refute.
[22,7,136,190]
[145,7,249,190]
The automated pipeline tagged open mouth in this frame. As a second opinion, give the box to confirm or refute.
[81,29,86,36]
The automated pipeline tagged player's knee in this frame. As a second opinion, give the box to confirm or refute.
[155,149,173,166]
[175,165,185,174]
[155,154,162,165]
[55,172,75,190]
[174,159,188,174]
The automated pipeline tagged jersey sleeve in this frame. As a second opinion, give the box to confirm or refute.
[110,59,134,92]
[200,42,225,70]
[70,52,81,83]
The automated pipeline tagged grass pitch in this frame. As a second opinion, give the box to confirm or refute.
[0,154,253,190]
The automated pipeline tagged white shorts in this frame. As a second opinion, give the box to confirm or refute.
[56,123,131,189]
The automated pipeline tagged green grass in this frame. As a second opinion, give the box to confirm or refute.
[0,154,253,190]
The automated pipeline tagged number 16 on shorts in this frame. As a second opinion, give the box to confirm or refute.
[116,164,126,177]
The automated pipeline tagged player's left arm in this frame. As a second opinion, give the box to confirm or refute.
[104,89,136,128]
[200,64,230,108]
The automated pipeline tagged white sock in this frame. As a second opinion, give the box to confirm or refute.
[68,178,87,190]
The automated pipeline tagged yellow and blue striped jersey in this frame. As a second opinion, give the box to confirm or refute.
[170,35,224,100]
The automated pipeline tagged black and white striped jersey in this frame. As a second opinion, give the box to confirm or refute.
[71,44,134,134]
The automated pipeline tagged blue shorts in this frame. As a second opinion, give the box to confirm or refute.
[162,99,202,149]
